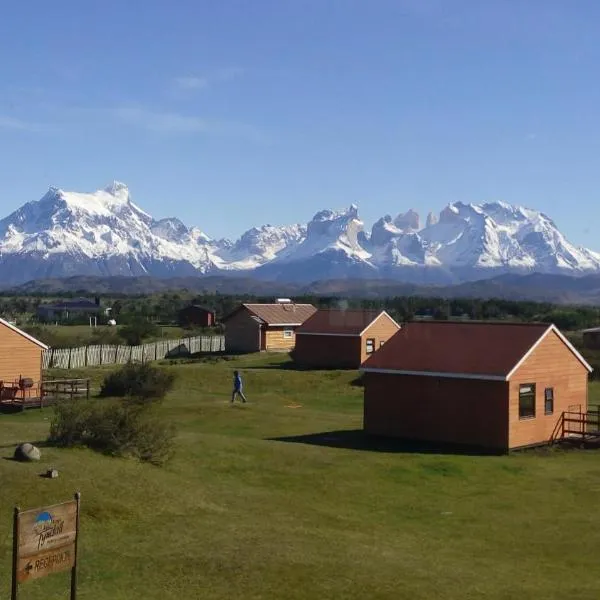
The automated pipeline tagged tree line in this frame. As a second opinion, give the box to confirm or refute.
[2,291,600,331]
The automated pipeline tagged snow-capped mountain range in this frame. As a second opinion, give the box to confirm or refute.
[0,181,598,286]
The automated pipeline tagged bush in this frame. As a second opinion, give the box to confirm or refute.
[119,319,160,345]
[47,400,96,446]
[99,362,176,402]
[48,399,176,465]
[89,327,122,345]
[22,325,68,348]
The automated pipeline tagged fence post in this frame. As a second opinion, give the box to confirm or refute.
[68,348,72,370]
[84,345,88,367]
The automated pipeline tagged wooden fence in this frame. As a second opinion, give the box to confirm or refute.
[42,335,225,369]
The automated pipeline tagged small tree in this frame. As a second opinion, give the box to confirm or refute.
[119,319,159,345]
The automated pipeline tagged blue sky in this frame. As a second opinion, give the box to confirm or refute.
[1,0,600,245]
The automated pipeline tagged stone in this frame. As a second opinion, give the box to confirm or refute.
[393,209,420,231]
[14,443,41,462]
[46,468,59,478]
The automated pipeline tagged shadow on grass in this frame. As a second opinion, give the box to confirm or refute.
[160,351,236,365]
[268,429,503,456]
[243,363,358,372]
[1,439,52,452]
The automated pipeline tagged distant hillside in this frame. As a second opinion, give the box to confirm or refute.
[6,275,300,296]
[6,272,600,305]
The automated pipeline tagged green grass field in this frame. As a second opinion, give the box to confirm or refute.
[2,353,600,599]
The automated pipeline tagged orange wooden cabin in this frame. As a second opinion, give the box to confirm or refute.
[223,302,317,354]
[361,321,592,451]
[0,318,48,403]
[293,309,400,369]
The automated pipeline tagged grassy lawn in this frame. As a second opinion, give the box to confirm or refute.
[1,353,600,599]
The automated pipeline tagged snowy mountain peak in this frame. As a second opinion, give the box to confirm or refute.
[213,223,306,270]
[268,204,370,266]
[0,184,599,285]
[104,180,129,196]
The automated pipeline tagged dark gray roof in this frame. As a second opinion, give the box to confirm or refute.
[38,298,99,310]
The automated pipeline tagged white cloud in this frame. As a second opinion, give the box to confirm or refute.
[111,105,268,143]
[170,67,244,96]
[173,76,209,91]
[113,107,209,134]
[214,67,244,81]
[0,115,52,133]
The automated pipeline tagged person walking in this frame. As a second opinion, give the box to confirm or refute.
[231,370,248,403]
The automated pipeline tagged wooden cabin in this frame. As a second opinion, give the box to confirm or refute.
[293,309,400,368]
[361,321,592,451]
[0,318,48,402]
[222,301,317,353]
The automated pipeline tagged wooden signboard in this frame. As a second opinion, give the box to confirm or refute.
[12,492,81,600]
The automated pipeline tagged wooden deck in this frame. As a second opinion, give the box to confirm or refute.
[0,379,91,412]
[550,409,600,446]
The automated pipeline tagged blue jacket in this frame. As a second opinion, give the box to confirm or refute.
[234,374,242,390]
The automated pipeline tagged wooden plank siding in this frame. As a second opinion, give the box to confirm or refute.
[224,310,261,354]
[294,312,400,369]
[264,327,297,352]
[363,373,509,450]
[294,335,363,368]
[359,314,401,365]
[508,329,589,449]
[0,324,43,386]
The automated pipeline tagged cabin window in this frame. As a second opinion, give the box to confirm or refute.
[519,384,536,419]
[544,387,554,415]
[283,328,293,339]
[366,338,375,354]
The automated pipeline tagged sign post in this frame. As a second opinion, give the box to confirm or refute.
[11,507,19,600]
[11,492,81,600]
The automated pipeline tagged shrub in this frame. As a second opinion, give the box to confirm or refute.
[89,327,122,345]
[119,319,160,345]
[48,399,176,465]
[22,325,68,348]
[48,400,96,446]
[99,362,176,402]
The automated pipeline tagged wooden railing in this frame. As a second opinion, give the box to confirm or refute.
[0,378,90,411]
[41,379,91,404]
[551,409,600,444]
[563,410,600,439]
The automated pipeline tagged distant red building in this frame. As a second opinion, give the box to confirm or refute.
[293,309,400,369]
[178,305,216,328]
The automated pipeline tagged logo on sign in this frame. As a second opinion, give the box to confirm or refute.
[32,511,65,551]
